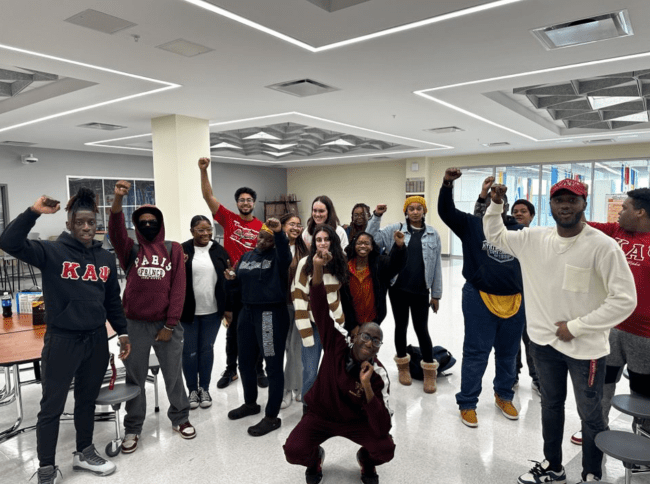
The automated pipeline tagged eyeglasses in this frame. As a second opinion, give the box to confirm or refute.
[286,223,303,229]
[194,229,213,235]
[237,198,254,204]
[139,220,158,227]
[357,332,382,348]
[352,213,368,219]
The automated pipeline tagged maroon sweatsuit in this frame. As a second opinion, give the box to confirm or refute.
[284,282,395,468]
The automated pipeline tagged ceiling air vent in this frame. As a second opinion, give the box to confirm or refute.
[266,79,339,97]
[65,9,137,34]
[531,10,633,50]
[426,126,464,134]
[0,141,37,146]
[482,142,510,147]
[156,39,214,58]
[583,138,615,144]
[78,122,127,131]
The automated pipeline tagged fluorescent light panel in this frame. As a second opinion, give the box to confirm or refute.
[613,112,648,122]
[588,96,639,110]
[264,143,296,150]
[182,0,525,52]
[322,139,355,146]
[244,131,280,140]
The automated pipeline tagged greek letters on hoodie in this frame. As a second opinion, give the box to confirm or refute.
[108,208,185,326]
[0,208,127,334]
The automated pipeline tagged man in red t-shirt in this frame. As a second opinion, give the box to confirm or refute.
[588,188,650,439]
[199,157,266,389]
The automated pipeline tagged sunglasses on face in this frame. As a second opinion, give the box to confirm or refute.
[139,220,159,227]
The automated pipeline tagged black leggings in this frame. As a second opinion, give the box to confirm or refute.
[389,287,433,363]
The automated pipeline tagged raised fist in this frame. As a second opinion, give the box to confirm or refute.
[444,168,462,182]
[374,204,387,216]
[265,218,281,232]
[393,230,405,247]
[198,157,210,170]
[313,250,332,267]
[32,195,60,215]
[489,184,508,203]
[482,176,495,192]
[114,180,131,197]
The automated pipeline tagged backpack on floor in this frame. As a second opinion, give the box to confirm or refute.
[407,344,456,379]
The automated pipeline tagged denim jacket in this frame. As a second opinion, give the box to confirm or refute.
[366,215,442,299]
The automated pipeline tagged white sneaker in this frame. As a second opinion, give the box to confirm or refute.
[72,444,116,476]
[580,473,600,482]
[570,431,582,445]
[294,390,302,402]
[189,390,200,410]
[280,390,293,409]
[199,387,212,408]
[518,460,566,484]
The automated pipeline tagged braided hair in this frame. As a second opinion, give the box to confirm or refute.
[65,187,98,223]
[348,203,371,240]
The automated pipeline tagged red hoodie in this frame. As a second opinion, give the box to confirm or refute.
[109,206,186,327]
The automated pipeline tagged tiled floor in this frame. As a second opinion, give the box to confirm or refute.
[1,259,648,483]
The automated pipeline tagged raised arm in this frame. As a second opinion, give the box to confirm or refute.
[437,168,470,236]
[473,176,495,218]
[482,185,522,258]
[366,204,402,253]
[198,157,221,216]
[108,181,135,269]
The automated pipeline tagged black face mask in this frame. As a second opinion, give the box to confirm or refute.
[138,222,160,241]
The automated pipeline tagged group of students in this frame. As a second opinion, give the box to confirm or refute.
[1,157,648,484]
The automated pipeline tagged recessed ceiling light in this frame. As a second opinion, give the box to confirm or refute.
[531,10,633,50]
[211,142,242,149]
[78,122,127,131]
[156,39,214,57]
[322,138,355,146]
[425,126,464,133]
[588,96,639,110]
[267,79,339,97]
[244,131,280,140]
[263,151,292,157]
[583,138,615,144]
[65,9,137,35]
[264,143,296,150]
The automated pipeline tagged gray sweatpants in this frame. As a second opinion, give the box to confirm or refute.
[603,328,650,433]
[284,304,303,393]
[123,319,190,435]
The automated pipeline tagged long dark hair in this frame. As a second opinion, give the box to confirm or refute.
[280,212,308,260]
[348,203,371,240]
[303,224,347,284]
[307,195,340,235]
[345,232,381,266]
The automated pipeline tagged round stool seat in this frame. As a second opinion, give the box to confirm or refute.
[96,383,141,406]
[596,431,650,466]
[612,394,650,420]
[149,354,160,371]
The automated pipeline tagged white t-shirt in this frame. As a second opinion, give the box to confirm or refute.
[192,242,219,315]
[302,225,349,250]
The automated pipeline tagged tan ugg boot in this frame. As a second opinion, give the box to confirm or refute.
[394,355,412,386]
[421,360,440,394]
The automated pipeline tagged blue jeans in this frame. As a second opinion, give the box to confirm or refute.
[531,342,606,480]
[182,312,222,392]
[301,322,322,400]
[456,282,524,409]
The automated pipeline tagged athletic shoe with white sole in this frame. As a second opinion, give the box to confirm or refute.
[72,444,116,476]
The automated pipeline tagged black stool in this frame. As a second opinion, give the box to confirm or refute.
[596,431,650,484]
[95,383,141,457]
[612,394,650,439]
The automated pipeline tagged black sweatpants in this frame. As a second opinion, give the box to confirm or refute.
[37,326,109,467]
[237,303,289,418]
[225,297,264,374]
[389,287,434,362]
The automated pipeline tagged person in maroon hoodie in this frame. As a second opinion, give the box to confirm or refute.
[283,250,395,484]
[108,180,193,455]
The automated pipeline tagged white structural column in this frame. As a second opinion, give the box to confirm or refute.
[151,114,211,242]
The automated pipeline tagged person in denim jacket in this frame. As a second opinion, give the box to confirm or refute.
[366,197,442,394]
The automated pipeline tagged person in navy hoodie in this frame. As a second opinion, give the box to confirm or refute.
[0,188,130,484]
[224,218,292,437]
[108,180,192,454]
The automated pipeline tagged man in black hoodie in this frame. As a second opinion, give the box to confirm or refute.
[0,189,130,484]
[438,168,525,428]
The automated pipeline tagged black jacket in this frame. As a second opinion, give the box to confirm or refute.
[0,207,127,334]
[180,239,229,323]
[343,242,408,332]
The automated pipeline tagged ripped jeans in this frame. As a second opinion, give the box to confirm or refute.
[531,342,606,481]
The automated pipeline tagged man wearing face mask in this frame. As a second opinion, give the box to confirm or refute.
[109,180,194,454]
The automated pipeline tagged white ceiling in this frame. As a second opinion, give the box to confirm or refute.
[2,0,650,167]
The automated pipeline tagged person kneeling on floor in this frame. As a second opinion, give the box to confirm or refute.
[283,249,395,484]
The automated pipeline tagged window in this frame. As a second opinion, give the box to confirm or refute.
[67,177,155,231]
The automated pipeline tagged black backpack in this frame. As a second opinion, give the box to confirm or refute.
[125,241,173,277]
[407,344,456,379]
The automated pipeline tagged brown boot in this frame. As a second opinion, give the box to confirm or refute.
[421,360,440,394]
[394,355,412,386]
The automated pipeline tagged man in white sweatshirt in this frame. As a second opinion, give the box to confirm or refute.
[482,178,636,484]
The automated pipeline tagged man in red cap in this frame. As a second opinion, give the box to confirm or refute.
[483,178,637,484]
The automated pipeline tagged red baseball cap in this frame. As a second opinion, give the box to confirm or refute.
[550,179,588,199]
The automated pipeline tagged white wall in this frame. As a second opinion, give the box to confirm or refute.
[0,146,288,240]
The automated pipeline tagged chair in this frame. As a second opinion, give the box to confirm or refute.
[95,383,141,457]
[148,354,160,413]
[612,393,650,439]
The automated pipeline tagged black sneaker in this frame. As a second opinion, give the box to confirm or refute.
[518,460,566,484]
[198,387,212,408]
[228,403,261,420]
[216,369,238,389]
[305,446,325,484]
[247,416,281,436]
[357,448,379,484]
[31,465,62,484]
[257,371,269,388]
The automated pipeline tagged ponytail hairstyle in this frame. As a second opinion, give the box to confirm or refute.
[65,187,98,224]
